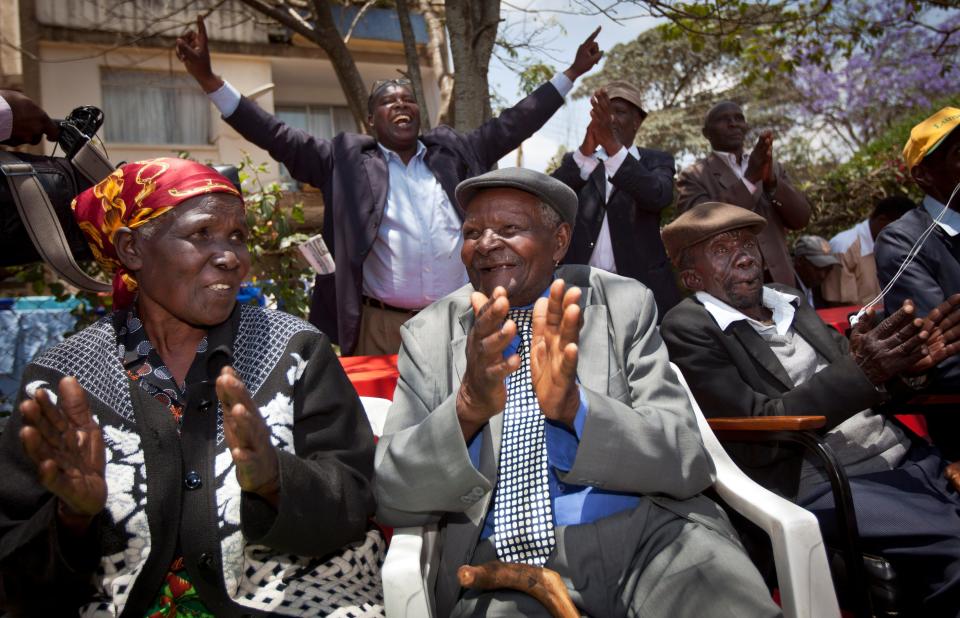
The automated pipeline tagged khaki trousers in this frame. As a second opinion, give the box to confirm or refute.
[354,303,416,356]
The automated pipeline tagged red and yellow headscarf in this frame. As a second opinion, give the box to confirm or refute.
[71,157,241,309]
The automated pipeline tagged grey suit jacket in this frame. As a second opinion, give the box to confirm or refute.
[676,153,810,286]
[375,265,721,616]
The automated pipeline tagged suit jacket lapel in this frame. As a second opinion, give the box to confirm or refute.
[576,287,610,395]
[728,321,795,390]
[792,305,843,363]
[361,150,389,248]
[708,153,755,207]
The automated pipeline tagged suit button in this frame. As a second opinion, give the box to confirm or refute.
[184,471,202,490]
[471,486,484,497]
[198,552,216,572]
[199,400,212,413]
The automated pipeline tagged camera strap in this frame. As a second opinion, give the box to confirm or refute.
[0,151,112,293]
[70,140,115,185]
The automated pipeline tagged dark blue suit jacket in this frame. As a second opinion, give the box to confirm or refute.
[224,83,564,354]
[876,204,960,458]
[551,148,681,319]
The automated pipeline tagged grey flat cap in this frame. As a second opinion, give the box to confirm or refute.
[456,167,578,225]
[794,235,840,267]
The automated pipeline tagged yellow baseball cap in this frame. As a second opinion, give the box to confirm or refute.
[903,106,960,170]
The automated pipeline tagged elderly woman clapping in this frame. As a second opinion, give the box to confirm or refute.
[0,158,383,616]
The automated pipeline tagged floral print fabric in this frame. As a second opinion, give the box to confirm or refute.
[118,308,211,616]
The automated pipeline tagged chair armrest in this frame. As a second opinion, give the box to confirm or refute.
[708,416,827,432]
[668,364,840,618]
[382,525,438,618]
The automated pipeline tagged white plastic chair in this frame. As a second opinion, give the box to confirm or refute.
[360,396,391,438]
[377,365,841,618]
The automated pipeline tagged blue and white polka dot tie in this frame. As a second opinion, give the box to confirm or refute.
[492,309,556,566]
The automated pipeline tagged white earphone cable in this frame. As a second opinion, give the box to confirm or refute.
[849,179,960,327]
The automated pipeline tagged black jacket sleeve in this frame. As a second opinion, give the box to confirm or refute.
[240,332,375,557]
[223,96,336,190]
[0,367,102,615]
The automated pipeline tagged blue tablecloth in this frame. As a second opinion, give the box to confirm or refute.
[0,298,79,414]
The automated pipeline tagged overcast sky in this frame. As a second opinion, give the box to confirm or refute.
[491,1,662,171]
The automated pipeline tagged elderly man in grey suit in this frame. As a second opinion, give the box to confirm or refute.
[375,168,780,617]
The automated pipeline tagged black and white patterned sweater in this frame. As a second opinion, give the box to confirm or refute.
[0,304,384,616]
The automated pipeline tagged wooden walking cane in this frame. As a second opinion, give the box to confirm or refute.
[458,560,580,618]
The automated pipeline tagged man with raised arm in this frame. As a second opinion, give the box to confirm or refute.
[551,82,680,318]
[177,17,603,355]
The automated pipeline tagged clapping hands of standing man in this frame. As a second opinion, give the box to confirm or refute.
[745,130,776,193]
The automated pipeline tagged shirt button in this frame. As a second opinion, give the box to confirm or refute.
[557,482,567,493]
[184,471,202,490]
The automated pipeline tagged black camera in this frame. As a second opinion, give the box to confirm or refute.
[0,106,106,268]
[58,106,104,159]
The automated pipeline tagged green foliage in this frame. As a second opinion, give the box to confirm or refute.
[544,145,569,175]
[799,98,957,239]
[517,62,556,96]
[237,154,313,319]
[575,22,801,160]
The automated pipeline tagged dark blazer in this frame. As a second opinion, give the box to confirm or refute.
[552,148,681,318]
[223,83,564,354]
[660,285,886,499]
[876,204,960,459]
[677,153,811,286]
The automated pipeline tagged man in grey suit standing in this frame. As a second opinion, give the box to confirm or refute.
[374,168,780,617]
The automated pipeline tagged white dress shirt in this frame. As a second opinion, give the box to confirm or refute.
[713,150,759,195]
[696,286,799,335]
[208,74,575,308]
[363,140,467,308]
[570,145,639,273]
[924,194,960,237]
[829,218,874,255]
[0,95,12,142]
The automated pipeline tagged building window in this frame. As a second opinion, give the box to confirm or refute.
[275,104,354,189]
[101,69,210,145]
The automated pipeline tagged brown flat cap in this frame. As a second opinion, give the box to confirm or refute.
[661,202,767,263]
[605,81,646,116]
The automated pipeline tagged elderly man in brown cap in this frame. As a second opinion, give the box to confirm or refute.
[552,81,681,320]
[660,201,960,615]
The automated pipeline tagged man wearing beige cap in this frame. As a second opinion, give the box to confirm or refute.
[552,82,681,319]
[377,172,778,617]
[660,201,960,615]
[792,235,840,309]
[677,101,811,287]
[876,107,960,459]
